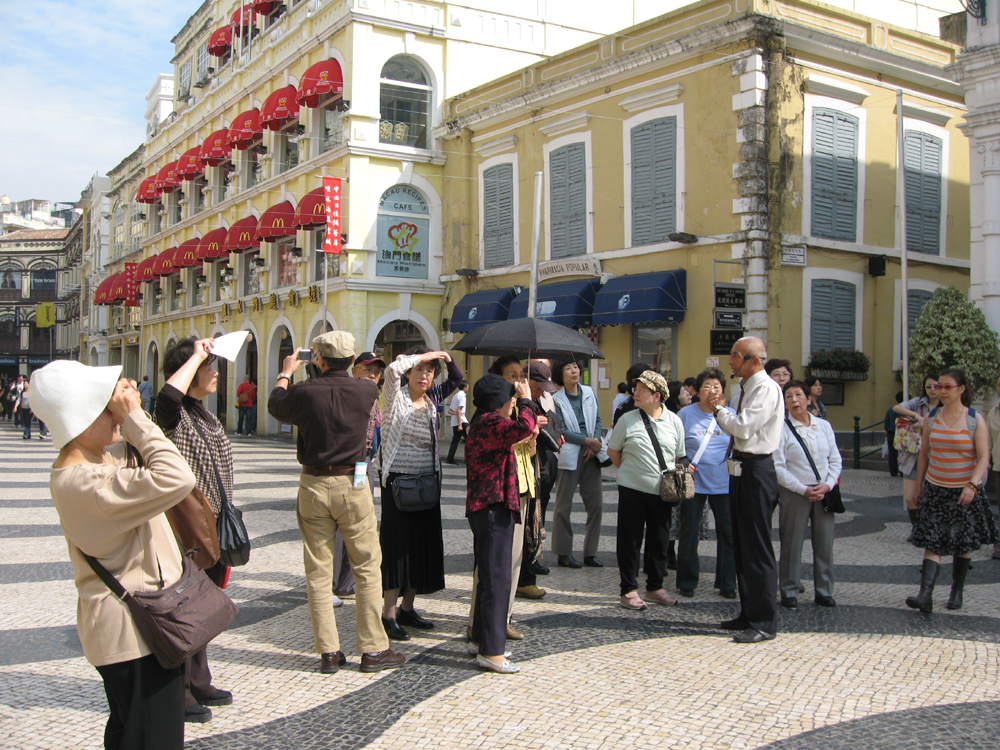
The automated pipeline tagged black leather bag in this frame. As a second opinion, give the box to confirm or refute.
[391,472,440,512]
[83,552,238,670]
[784,418,845,514]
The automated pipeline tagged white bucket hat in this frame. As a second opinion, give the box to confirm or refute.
[30,361,123,450]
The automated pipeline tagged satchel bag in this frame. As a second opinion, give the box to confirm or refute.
[639,410,694,504]
[82,552,238,670]
[189,417,251,567]
[385,406,442,513]
[237,390,249,406]
[784,418,845,514]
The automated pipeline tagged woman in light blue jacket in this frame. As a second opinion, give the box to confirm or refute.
[551,360,604,568]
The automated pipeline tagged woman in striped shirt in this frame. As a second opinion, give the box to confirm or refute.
[907,368,998,613]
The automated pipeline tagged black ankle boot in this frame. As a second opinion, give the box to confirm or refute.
[946,556,972,610]
[906,509,919,542]
[905,558,939,613]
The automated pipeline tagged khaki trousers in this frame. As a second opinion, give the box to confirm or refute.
[296,473,388,654]
[468,501,526,629]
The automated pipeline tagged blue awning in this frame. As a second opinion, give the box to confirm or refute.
[450,288,517,332]
[592,269,687,326]
[508,278,602,327]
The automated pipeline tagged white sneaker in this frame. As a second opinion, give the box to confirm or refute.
[332,594,344,608]
[619,591,647,611]
[476,654,519,673]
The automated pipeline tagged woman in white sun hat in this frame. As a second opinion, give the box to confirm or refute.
[31,361,195,750]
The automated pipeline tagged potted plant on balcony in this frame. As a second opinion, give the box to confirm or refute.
[807,349,871,381]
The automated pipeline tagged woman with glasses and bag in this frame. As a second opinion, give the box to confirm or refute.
[156,337,235,723]
[774,381,843,609]
[607,370,685,611]
[375,346,462,641]
[907,368,998,613]
[32,361,196,749]
[893,373,940,541]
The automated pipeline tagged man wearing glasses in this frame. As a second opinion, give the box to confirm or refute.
[708,336,785,643]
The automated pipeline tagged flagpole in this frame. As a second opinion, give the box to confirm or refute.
[896,88,910,399]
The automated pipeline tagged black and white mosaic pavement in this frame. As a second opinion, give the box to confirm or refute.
[1,423,998,750]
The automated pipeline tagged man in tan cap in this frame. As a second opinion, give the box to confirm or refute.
[268,330,405,674]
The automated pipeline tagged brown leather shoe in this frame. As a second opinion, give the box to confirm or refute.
[506,624,524,640]
[360,649,406,673]
[320,651,347,674]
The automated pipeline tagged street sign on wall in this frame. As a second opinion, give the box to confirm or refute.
[710,329,744,355]
[714,284,746,310]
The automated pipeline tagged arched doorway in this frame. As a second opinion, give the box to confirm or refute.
[374,319,428,364]
[145,342,159,394]
[268,325,295,436]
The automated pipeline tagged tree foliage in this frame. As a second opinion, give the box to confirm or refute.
[908,286,1000,398]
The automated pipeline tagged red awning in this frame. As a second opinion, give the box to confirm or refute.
[93,275,115,305]
[155,161,181,192]
[256,201,296,240]
[293,187,326,228]
[227,109,261,150]
[197,227,229,261]
[252,0,280,11]
[152,247,179,277]
[174,238,202,268]
[224,216,260,253]
[208,25,231,56]
[137,256,158,283]
[136,177,160,204]
[177,147,205,180]
[297,59,344,108]
[110,274,131,304]
[231,5,258,27]
[201,128,232,166]
[260,85,299,131]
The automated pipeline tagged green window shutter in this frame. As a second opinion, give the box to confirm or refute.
[812,108,858,242]
[483,163,514,269]
[811,279,856,353]
[631,117,677,246]
[904,132,942,255]
[550,143,587,258]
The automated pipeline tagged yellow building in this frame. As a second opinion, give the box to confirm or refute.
[438,0,971,430]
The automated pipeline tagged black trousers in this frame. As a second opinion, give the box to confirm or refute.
[468,505,514,656]
[96,653,185,750]
[185,561,227,707]
[616,484,671,596]
[729,457,779,635]
[446,425,466,462]
[886,431,899,476]
[676,493,736,593]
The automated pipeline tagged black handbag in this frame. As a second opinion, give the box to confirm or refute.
[385,405,442,513]
[190,417,251,566]
[784,418,845,514]
[639,410,694,503]
[82,551,238,670]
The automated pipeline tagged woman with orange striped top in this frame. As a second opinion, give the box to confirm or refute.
[907,368,998,613]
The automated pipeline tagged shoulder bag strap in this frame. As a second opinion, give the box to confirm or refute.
[640,410,668,473]
[785,418,822,482]
[691,417,717,466]
[187,410,229,508]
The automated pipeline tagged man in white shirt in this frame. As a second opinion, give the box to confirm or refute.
[446,381,469,464]
[709,336,784,643]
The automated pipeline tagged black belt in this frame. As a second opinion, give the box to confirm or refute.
[732,450,772,461]
[302,465,354,476]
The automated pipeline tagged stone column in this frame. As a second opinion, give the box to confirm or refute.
[978,139,1000,333]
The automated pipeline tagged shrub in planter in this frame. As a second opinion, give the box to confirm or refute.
[808,349,871,374]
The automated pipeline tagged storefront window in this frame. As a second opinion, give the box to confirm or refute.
[275,240,299,288]
[244,253,261,296]
[313,229,340,281]
[631,325,675,380]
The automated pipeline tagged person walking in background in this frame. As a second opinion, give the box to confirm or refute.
[156,337,235,723]
[551,360,604,569]
[885,391,905,478]
[613,382,629,416]
[676,368,737,600]
[710,336,784,644]
[894,374,940,541]
[775,380,843,609]
[33,362,196,750]
[906,369,998,613]
[607,370,684,610]
[11,374,25,428]
[235,375,257,437]
[268,331,406,674]
[804,376,827,420]
[446,381,470,465]
[137,375,153,414]
[987,376,1000,560]
[19,382,47,439]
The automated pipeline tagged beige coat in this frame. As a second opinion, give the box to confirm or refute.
[989,405,1000,469]
[49,410,195,667]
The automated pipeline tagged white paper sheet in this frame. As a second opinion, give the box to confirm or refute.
[210,331,252,362]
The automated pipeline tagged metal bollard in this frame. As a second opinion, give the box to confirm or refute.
[853,416,861,470]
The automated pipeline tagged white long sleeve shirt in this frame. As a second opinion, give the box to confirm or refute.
[714,368,784,454]
[774,414,843,495]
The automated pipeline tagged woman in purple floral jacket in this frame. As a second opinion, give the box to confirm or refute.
[465,373,536,674]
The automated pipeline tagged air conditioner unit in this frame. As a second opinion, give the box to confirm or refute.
[194,77,208,88]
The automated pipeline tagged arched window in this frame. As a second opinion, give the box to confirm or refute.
[379,56,431,149]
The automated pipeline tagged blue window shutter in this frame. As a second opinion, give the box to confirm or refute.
[812,108,858,242]
[908,289,933,332]
[550,143,587,258]
[631,117,677,246]
[811,279,856,353]
[483,164,514,269]
[904,131,942,255]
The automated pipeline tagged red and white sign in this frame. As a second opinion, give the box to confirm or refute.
[322,176,342,254]
[124,262,138,307]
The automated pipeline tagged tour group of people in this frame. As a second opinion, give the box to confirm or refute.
[22,331,1000,749]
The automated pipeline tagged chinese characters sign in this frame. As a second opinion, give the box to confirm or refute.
[376,185,429,280]
[322,176,342,254]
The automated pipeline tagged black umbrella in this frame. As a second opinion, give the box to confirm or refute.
[452,317,604,360]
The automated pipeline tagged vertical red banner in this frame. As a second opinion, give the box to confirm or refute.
[322,176,342,254]
[124,262,138,307]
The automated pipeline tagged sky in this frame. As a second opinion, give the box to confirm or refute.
[0,1,202,205]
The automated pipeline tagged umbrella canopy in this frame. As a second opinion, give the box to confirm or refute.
[453,317,603,360]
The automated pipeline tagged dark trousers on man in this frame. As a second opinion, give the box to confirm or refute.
[96,653,185,750]
[616,484,671,596]
[237,406,249,435]
[446,425,466,462]
[886,431,899,477]
[468,505,514,656]
[728,457,779,635]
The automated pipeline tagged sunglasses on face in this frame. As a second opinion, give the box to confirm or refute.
[935,384,959,391]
